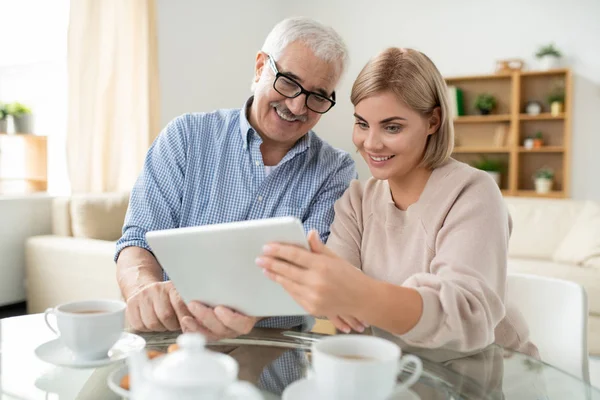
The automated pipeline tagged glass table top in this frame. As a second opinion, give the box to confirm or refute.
[1,314,598,399]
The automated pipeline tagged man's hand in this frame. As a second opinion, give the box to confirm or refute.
[126,281,191,332]
[181,302,260,341]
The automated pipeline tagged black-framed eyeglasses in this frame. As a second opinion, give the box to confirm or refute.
[266,53,336,114]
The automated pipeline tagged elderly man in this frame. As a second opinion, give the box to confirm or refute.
[115,17,355,340]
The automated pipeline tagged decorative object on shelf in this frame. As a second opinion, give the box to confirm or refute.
[473,157,503,187]
[535,43,562,71]
[474,93,496,115]
[525,100,543,116]
[495,58,524,74]
[493,125,508,147]
[447,86,465,118]
[524,136,535,150]
[546,83,565,117]
[0,103,7,133]
[533,131,544,148]
[533,167,554,194]
[7,102,33,134]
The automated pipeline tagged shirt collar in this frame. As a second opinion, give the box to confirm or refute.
[239,96,313,153]
[239,97,254,146]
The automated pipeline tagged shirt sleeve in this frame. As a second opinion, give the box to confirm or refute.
[114,115,190,262]
[302,153,356,244]
[325,179,364,269]
[398,174,510,352]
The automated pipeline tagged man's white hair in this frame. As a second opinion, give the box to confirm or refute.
[251,17,349,91]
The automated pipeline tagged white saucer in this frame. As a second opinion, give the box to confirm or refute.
[107,364,130,398]
[282,378,420,400]
[34,332,146,369]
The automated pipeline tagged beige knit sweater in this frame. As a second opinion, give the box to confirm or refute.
[327,158,538,356]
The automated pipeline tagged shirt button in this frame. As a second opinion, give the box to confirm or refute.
[255,161,260,166]
[257,196,263,202]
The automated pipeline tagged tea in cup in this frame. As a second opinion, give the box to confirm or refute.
[311,335,422,400]
[44,299,126,360]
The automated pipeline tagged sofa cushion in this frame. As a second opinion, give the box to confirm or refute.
[508,257,600,315]
[553,201,600,266]
[70,193,129,241]
[52,197,72,236]
[503,197,584,260]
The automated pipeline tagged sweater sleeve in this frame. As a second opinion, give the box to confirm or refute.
[398,173,510,352]
[326,179,364,269]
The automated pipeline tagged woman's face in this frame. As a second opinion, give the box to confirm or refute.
[352,91,439,182]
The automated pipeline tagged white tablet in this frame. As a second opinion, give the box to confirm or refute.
[145,217,308,317]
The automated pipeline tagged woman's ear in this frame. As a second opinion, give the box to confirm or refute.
[427,107,442,136]
[254,52,267,84]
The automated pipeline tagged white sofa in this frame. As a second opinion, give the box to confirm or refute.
[504,196,600,356]
[0,194,53,306]
[24,194,600,354]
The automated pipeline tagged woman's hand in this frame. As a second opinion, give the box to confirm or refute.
[256,230,372,322]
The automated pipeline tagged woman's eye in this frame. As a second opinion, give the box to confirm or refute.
[385,125,402,133]
[355,121,368,129]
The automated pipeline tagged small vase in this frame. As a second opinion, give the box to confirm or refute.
[0,119,7,133]
[539,56,559,71]
[479,109,491,115]
[524,138,534,149]
[551,102,564,116]
[534,178,553,194]
[13,114,33,134]
[533,139,544,148]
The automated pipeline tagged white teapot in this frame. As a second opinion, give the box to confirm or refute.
[127,333,263,400]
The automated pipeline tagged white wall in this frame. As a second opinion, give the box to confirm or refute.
[156,0,288,124]
[157,0,600,200]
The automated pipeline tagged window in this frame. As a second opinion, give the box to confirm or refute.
[0,0,70,194]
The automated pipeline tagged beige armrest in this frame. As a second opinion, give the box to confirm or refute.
[25,235,122,313]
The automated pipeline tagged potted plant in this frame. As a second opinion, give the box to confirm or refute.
[0,103,7,133]
[7,102,33,134]
[474,93,496,115]
[533,167,554,194]
[533,131,544,148]
[535,43,562,71]
[473,157,503,187]
[523,135,534,149]
[547,88,565,117]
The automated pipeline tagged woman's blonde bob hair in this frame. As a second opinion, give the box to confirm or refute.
[351,47,454,169]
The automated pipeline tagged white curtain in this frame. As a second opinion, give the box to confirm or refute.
[67,0,160,193]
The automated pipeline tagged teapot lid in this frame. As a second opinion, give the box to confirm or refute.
[150,333,232,387]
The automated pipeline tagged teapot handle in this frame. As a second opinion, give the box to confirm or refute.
[223,381,263,400]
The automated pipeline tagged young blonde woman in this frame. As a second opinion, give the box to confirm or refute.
[256,47,537,356]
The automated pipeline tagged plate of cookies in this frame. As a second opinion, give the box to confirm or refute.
[107,344,179,398]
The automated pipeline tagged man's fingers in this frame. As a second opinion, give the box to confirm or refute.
[188,301,236,338]
[180,316,218,340]
[126,302,145,332]
[169,285,192,323]
[140,299,167,332]
[214,306,256,335]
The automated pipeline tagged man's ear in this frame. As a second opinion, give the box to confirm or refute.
[427,106,442,136]
[254,52,267,84]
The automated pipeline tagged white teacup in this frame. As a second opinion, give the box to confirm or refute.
[44,299,126,361]
[311,335,423,400]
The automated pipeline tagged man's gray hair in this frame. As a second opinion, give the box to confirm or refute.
[252,17,349,91]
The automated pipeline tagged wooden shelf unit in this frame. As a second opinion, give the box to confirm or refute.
[446,68,571,198]
[0,133,48,194]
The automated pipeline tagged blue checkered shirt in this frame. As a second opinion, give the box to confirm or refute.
[115,99,356,330]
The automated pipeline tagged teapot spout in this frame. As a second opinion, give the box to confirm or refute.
[127,348,149,395]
